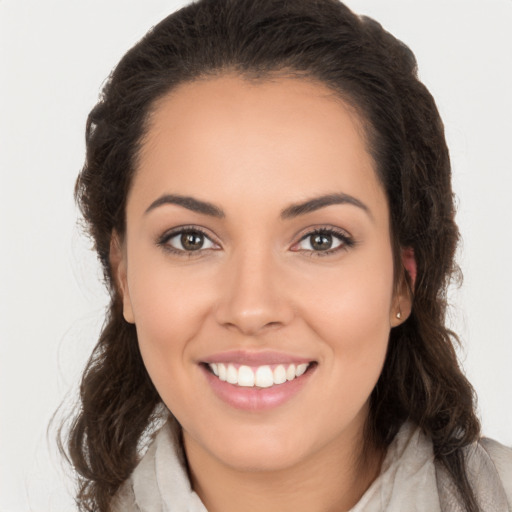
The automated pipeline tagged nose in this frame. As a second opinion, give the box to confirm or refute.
[214,247,294,336]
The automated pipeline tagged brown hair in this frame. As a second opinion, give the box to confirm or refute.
[65,0,480,510]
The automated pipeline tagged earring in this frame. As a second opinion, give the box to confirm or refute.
[396,304,402,320]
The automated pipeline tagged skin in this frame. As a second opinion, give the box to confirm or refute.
[112,75,412,512]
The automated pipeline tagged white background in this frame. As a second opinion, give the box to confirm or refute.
[1,1,511,510]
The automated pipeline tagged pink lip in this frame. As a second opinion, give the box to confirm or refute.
[199,354,316,411]
[202,350,312,366]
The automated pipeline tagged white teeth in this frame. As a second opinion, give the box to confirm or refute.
[296,363,308,377]
[226,364,238,384]
[255,366,274,388]
[208,362,311,387]
[273,365,287,384]
[238,365,255,387]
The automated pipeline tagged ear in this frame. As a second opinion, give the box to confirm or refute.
[401,247,417,287]
[390,247,416,327]
[110,231,135,324]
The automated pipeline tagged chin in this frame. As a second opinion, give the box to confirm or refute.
[213,439,310,473]
[185,419,333,474]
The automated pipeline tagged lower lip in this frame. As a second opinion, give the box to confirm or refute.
[200,364,315,411]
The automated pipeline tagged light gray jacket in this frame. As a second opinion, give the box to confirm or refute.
[113,421,512,511]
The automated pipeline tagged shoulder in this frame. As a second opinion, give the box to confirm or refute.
[479,437,512,504]
[111,479,139,512]
[110,419,207,512]
[434,432,512,511]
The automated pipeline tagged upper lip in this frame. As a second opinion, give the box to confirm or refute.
[201,350,314,366]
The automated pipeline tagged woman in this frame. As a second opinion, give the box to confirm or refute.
[64,0,512,511]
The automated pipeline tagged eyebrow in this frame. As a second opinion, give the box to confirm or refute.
[144,192,371,220]
[280,193,372,220]
[145,194,225,218]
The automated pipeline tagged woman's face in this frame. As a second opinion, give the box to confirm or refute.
[116,75,409,473]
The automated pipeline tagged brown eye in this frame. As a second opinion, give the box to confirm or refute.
[181,231,205,251]
[161,228,217,253]
[293,228,353,254]
[310,233,333,251]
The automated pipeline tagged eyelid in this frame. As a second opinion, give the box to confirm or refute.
[290,226,355,255]
[157,225,221,255]
[156,224,354,257]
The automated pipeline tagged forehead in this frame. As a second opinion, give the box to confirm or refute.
[132,74,385,218]
[141,74,369,164]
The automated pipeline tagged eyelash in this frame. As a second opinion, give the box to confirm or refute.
[156,226,355,257]
[293,227,355,257]
[157,225,218,257]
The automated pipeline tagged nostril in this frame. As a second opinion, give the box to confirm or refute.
[263,321,283,329]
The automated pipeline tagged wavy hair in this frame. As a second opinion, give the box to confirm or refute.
[64,0,480,510]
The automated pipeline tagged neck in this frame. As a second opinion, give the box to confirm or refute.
[184,424,384,512]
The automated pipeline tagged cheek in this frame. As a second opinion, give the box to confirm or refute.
[125,257,213,379]
[127,267,214,423]
[299,270,392,429]
[305,253,393,335]
[301,251,394,383]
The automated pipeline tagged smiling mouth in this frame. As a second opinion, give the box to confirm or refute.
[203,362,315,388]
